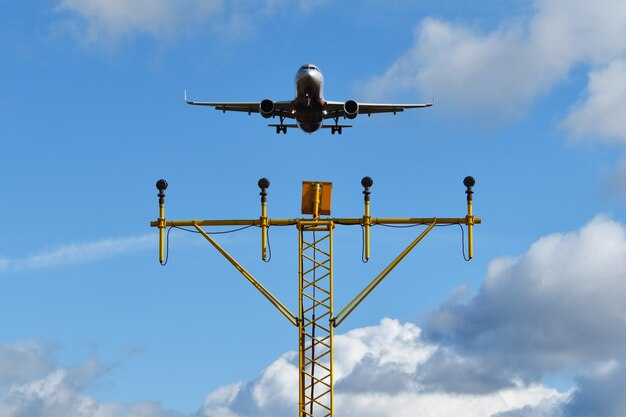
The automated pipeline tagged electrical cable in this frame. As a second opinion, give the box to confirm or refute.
[160,226,175,266]
[375,223,471,261]
[159,224,256,266]
[376,223,423,228]
[458,224,470,262]
[360,225,369,263]
[432,223,471,262]
[333,220,361,226]
[262,225,272,263]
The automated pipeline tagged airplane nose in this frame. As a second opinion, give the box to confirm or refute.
[299,69,314,80]
[298,69,321,86]
[295,65,324,103]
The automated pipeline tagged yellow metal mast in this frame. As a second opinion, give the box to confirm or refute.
[150,176,480,417]
[298,219,334,417]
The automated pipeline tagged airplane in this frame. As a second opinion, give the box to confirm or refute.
[184,64,432,134]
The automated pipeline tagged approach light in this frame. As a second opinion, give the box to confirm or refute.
[361,176,373,189]
[156,179,168,191]
[258,178,270,190]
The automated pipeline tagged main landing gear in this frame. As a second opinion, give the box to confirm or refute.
[331,116,342,135]
[275,116,287,134]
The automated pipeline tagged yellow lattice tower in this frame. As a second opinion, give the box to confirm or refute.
[299,218,334,417]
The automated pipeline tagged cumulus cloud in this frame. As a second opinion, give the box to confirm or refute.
[0,234,152,272]
[562,361,626,417]
[362,19,542,121]
[361,0,626,133]
[201,319,565,417]
[0,344,55,388]
[425,215,626,377]
[423,215,626,415]
[492,395,567,417]
[564,60,626,143]
[0,342,184,417]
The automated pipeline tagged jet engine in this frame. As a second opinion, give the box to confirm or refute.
[260,99,275,118]
[343,100,359,119]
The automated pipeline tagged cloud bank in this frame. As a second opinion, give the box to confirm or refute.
[361,0,626,141]
[423,215,626,416]
[424,215,626,375]
[201,319,565,417]
[0,343,184,417]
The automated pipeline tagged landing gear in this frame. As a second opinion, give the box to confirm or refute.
[331,126,342,135]
[331,117,343,135]
[275,116,287,134]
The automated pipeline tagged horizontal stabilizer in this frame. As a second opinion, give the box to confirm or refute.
[268,123,298,134]
[268,124,298,128]
[321,124,352,129]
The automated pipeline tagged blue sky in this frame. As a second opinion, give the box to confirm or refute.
[1,1,626,416]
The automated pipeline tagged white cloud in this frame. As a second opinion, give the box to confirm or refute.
[0,343,185,417]
[0,343,55,387]
[564,60,626,143]
[55,0,329,46]
[561,361,626,417]
[425,214,626,378]
[492,395,567,417]
[201,318,565,417]
[0,234,152,272]
[361,0,626,132]
[56,0,223,44]
[433,214,626,415]
[363,18,542,121]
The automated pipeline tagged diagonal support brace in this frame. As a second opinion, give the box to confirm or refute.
[193,223,298,326]
[331,220,437,328]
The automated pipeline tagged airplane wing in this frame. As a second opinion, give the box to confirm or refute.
[185,91,296,118]
[322,100,432,119]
